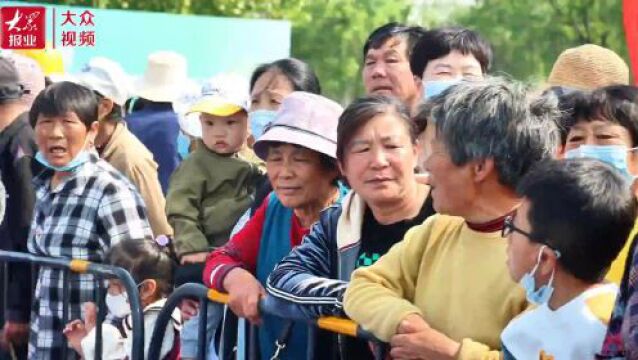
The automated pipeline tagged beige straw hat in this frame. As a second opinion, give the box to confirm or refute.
[547,44,629,90]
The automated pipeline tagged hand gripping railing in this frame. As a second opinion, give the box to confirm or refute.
[147,283,383,360]
[0,250,144,360]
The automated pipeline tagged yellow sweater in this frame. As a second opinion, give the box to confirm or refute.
[344,214,528,360]
[606,222,638,284]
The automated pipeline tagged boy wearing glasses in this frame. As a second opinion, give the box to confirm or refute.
[501,158,636,360]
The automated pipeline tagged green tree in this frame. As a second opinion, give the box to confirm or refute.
[451,0,630,83]
[30,0,411,102]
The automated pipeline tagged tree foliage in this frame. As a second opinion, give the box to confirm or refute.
[26,0,631,97]
[31,0,410,102]
[451,0,630,83]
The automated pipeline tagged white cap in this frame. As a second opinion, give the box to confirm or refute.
[74,57,132,106]
[187,73,250,116]
[136,51,188,103]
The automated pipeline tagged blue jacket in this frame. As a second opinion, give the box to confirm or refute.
[264,192,368,358]
[126,102,181,194]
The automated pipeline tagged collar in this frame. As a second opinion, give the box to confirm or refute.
[466,211,513,233]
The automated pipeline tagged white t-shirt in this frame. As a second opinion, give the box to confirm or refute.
[501,283,618,360]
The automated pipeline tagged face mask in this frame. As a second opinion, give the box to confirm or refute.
[35,150,91,173]
[519,245,557,305]
[422,79,462,100]
[105,292,131,318]
[248,110,277,140]
[105,281,147,318]
[565,144,636,178]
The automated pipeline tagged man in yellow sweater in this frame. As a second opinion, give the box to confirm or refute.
[344,78,561,360]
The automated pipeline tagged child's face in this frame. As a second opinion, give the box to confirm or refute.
[200,112,248,155]
[107,279,158,308]
[505,200,544,282]
[34,112,98,168]
[107,279,127,295]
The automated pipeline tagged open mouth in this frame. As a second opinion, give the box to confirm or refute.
[372,86,393,93]
[48,145,67,155]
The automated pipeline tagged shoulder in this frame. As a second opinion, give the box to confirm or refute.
[409,214,465,240]
[584,284,618,325]
[112,128,156,165]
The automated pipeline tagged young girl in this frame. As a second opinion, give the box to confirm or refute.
[63,239,181,360]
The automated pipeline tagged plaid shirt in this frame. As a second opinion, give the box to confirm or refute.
[27,153,152,359]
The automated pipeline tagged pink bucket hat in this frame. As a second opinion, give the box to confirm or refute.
[253,91,343,160]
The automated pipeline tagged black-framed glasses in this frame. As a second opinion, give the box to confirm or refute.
[502,216,562,258]
[501,215,534,239]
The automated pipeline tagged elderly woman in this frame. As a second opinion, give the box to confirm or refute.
[344,78,560,360]
[560,86,638,286]
[265,95,435,359]
[203,91,347,359]
[27,82,152,358]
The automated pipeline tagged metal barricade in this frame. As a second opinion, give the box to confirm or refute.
[148,283,384,360]
[0,250,145,360]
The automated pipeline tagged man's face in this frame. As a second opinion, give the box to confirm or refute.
[362,36,420,107]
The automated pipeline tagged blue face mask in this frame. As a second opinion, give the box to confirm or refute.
[422,79,462,100]
[564,144,634,178]
[35,150,91,173]
[519,245,557,306]
[248,110,277,140]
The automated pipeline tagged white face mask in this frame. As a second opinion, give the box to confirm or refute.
[105,292,130,318]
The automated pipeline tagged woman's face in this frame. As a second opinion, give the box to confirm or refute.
[564,119,638,173]
[266,143,337,210]
[250,70,295,112]
[34,112,97,168]
[565,119,633,150]
[340,113,418,207]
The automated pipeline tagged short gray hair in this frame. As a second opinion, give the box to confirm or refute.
[428,77,561,189]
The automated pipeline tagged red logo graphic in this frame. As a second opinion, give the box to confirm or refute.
[1,6,46,49]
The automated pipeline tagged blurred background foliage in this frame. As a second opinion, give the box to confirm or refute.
[28,0,630,103]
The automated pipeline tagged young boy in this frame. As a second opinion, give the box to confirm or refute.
[166,74,264,266]
[501,158,637,360]
[165,74,264,359]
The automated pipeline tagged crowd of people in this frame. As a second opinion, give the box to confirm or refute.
[0,21,637,360]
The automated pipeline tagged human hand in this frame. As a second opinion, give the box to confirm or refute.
[180,252,209,265]
[63,319,88,355]
[390,314,460,360]
[180,298,200,322]
[223,268,266,325]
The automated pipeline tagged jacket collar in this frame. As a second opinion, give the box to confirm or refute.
[336,191,366,250]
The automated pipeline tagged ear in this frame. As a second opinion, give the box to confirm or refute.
[471,158,495,183]
[337,160,346,178]
[556,144,566,159]
[139,279,158,304]
[87,121,99,147]
[627,149,638,175]
[97,98,114,121]
[537,247,559,279]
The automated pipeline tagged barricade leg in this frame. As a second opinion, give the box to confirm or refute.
[197,298,208,360]
[248,324,258,360]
